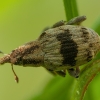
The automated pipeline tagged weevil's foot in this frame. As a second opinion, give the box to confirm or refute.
[67,67,80,78]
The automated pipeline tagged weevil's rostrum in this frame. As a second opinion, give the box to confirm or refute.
[0,16,100,80]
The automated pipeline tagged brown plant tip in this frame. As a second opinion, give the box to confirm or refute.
[0,16,100,82]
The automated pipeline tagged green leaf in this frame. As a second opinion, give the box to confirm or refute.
[29,76,75,100]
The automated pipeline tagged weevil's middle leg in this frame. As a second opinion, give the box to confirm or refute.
[66,16,86,25]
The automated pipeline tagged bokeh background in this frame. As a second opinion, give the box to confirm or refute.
[0,0,100,100]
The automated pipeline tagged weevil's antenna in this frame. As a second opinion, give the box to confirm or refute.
[11,63,19,83]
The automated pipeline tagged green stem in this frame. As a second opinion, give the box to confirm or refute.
[63,0,79,20]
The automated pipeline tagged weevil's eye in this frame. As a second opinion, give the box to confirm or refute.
[11,64,19,83]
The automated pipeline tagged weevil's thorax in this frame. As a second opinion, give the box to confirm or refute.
[38,25,100,71]
[9,41,44,67]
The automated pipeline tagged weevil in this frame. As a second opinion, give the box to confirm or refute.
[0,16,100,83]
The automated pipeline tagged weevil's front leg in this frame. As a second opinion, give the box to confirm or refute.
[52,20,65,28]
[42,20,66,32]
[67,67,80,78]
[66,16,86,25]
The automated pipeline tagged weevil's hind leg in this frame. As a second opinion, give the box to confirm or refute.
[55,70,66,77]
[67,67,80,78]
[52,20,66,28]
[66,16,86,25]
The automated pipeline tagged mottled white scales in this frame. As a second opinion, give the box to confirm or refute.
[0,16,100,81]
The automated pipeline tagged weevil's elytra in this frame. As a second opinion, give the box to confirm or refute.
[0,15,100,82]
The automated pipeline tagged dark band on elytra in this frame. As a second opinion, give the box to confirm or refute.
[56,29,78,66]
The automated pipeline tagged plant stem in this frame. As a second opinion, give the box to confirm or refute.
[63,0,79,20]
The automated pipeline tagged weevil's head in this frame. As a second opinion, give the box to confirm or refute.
[0,41,44,67]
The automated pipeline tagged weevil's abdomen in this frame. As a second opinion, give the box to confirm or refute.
[39,25,100,70]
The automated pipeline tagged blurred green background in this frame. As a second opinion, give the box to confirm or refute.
[0,0,100,100]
